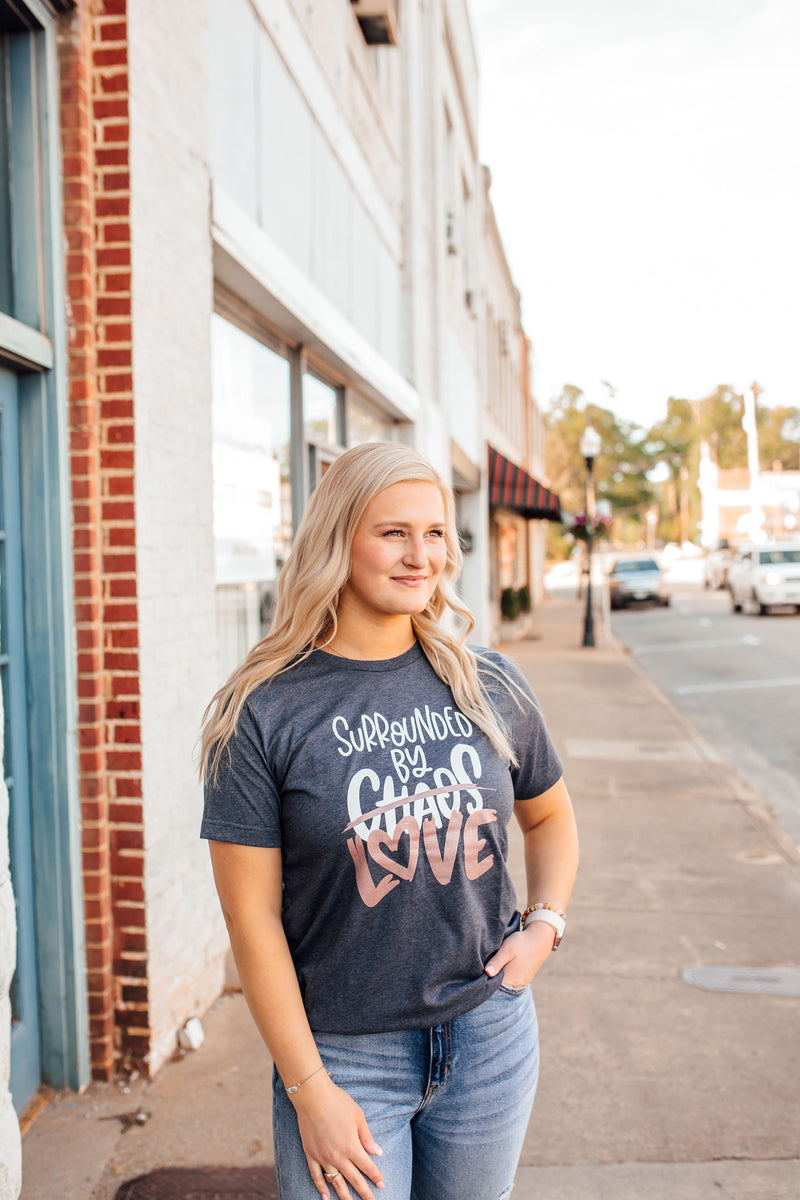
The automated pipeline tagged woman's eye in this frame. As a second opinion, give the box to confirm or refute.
[382,527,444,538]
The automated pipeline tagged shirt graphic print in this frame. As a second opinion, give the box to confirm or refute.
[201,643,562,1034]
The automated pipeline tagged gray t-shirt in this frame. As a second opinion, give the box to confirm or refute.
[201,643,562,1033]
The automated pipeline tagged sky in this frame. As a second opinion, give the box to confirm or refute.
[470,0,800,432]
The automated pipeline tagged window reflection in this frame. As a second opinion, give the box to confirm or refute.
[303,374,340,445]
[211,314,292,680]
[345,394,396,447]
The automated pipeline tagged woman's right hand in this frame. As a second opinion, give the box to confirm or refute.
[290,1070,385,1200]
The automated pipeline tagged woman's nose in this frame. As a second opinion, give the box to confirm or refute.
[402,535,427,565]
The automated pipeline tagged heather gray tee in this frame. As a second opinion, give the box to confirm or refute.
[201,643,562,1033]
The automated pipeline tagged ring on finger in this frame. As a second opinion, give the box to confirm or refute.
[324,1170,340,1182]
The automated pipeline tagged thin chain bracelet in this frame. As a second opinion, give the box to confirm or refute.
[285,1064,331,1094]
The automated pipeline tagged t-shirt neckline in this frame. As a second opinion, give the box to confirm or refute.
[311,641,424,672]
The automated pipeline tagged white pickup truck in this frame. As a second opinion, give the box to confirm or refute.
[728,542,800,614]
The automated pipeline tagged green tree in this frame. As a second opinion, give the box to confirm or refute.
[545,385,654,546]
[699,385,748,469]
[758,404,800,470]
[644,398,702,544]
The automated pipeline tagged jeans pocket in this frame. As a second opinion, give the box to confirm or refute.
[497,981,528,996]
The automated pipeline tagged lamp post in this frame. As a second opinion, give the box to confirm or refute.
[579,423,602,647]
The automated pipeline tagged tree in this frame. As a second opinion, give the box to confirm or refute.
[545,385,655,545]
[758,404,800,470]
[699,385,748,469]
[644,398,702,544]
[545,381,800,557]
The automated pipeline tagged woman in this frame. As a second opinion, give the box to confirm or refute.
[200,442,578,1200]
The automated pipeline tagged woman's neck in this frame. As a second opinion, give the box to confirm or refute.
[320,610,416,661]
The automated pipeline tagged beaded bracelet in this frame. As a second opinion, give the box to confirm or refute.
[521,902,567,950]
[521,901,566,928]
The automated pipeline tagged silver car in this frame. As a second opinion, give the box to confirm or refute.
[608,555,670,610]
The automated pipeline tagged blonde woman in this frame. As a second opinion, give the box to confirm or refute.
[200,442,578,1200]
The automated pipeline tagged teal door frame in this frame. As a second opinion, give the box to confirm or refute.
[1,368,41,1107]
[2,0,89,1105]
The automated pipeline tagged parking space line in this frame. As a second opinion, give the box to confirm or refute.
[673,676,800,695]
[635,637,760,654]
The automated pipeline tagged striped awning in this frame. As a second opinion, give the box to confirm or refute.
[488,447,562,520]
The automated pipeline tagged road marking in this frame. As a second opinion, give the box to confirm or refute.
[634,636,761,654]
[673,676,800,696]
[682,966,800,996]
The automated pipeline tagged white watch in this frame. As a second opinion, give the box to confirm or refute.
[523,908,566,949]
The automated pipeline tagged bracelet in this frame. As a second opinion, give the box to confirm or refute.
[521,903,566,950]
[521,901,566,925]
[285,1064,330,1094]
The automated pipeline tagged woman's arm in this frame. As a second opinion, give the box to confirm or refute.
[484,776,579,986]
[208,841,385,1200]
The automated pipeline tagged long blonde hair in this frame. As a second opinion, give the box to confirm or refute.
[200,442,519,782]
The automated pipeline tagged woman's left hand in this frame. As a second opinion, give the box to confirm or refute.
[484,923,556,989]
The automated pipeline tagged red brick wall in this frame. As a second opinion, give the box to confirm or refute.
[59,0,149,1080]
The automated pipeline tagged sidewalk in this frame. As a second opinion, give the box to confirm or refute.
[21,594,800,1200]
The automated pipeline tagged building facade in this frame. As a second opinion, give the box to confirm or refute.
[1,2,559,1183]
[699,459,800,546]
[482,172,558,640]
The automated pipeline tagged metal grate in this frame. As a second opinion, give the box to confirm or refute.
[114,1166,279,1200]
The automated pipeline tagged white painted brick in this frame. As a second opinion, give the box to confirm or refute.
[127,0,225,1070]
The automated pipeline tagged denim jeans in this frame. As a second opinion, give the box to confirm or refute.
[272,984,539,1200]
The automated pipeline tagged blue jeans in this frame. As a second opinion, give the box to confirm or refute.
[272,984,539,1200]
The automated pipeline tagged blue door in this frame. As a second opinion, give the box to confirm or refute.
[0,365,41,1110]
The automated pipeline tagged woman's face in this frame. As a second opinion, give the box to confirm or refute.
[341,480,449,621]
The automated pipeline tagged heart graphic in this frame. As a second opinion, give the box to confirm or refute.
[367,816,420,882]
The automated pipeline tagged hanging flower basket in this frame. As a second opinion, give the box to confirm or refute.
[570,514,611,541]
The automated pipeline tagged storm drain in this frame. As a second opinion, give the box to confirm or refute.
[115,1166,278,1200]
[682,966,800,996]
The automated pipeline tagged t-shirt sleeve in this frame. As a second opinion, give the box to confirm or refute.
[200,699,282,847]
[479,650,563,800]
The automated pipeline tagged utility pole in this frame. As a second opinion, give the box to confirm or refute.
[743,381,764,541]
[680,463,690,545]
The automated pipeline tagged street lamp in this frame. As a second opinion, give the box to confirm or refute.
[579,423,602,647]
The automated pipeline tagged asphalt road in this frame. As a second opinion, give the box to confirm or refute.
[609,566,800,851]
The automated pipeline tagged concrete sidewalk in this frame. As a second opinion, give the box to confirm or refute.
[21,594,800,1200]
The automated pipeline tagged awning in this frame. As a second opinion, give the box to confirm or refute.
[488,447,562,521]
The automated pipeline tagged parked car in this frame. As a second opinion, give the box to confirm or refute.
[608,555,670,609]
[728,543,800,614]
[702,538,734,589]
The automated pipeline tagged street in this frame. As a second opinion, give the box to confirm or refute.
[609,566,800,850]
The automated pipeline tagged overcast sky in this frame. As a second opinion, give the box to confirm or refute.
[470,0,800,432]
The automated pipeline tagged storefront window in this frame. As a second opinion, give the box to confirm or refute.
[345,394,396,446]
[304,373,341,445]
[211,314,292,679]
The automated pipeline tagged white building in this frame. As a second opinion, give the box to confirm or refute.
[1,2,559,1175]
[482,171,558,638]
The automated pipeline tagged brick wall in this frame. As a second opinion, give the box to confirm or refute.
[59,0,149,1080]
